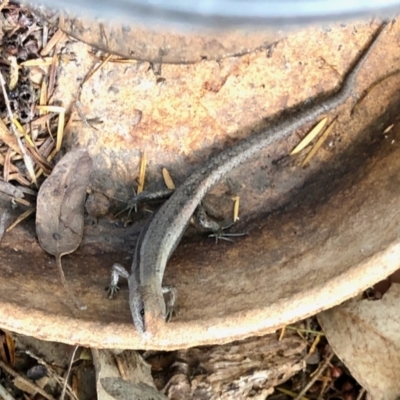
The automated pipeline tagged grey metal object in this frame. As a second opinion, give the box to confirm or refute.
[35,0,400,27]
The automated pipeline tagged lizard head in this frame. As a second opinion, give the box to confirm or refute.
[129,282,167,336]
[129,284,146,335]
[141,285,169,335]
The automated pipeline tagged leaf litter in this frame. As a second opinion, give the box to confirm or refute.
[0,1,93,309]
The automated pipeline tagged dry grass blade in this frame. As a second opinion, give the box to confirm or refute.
[47,53,58,100]
[278,326,286,341]
[12,198,31,207]
[107,58,138,64]
[7,56,18,90]
[8,173,31,186]
[3,148,12,182]
[36,105,65,113]
[162,167,175,189]
[37,136,55,160]
[20,57,52,67]
[383,124,394,134]
[6,208,34,232]
[285,326,325,336]
[276,387,309,400]
[0,118,20,154]
[39,79,47,116]
[35,148,58,179]
[40,29,65,56]
[36,105,65,154]
[137,151,146,194]
[355,388,366,400]
[0,72,37,186]
[302,119,336,167]
[56,109,64,153]
[307,334,321,356]
[291,117,328,155]
[31,113,56,127]
[25,144,53,175]
[12,121,53,174]
[88,52,138,64]
[232,195,240,222]
[81,54,112,86]
[13,118,34,147]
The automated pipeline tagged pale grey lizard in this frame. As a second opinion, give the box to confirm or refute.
[110,23,386,335]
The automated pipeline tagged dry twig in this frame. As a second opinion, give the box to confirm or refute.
[293,349,334,400]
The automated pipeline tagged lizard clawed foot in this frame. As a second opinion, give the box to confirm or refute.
[209,230,248,244]
[162,286,176,322]
[114,189,174,218]
[107,284,120,299]
[195,204,248,243]
[114,202,138,218]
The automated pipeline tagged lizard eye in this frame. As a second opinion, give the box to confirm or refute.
[140,308,144,317]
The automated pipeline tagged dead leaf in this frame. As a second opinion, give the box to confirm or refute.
[36,149,92,310]
[318,283,400,400]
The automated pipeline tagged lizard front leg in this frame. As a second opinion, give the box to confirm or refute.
[107,263,148,334]
[162,286,177,322]
[107,263,130,298]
